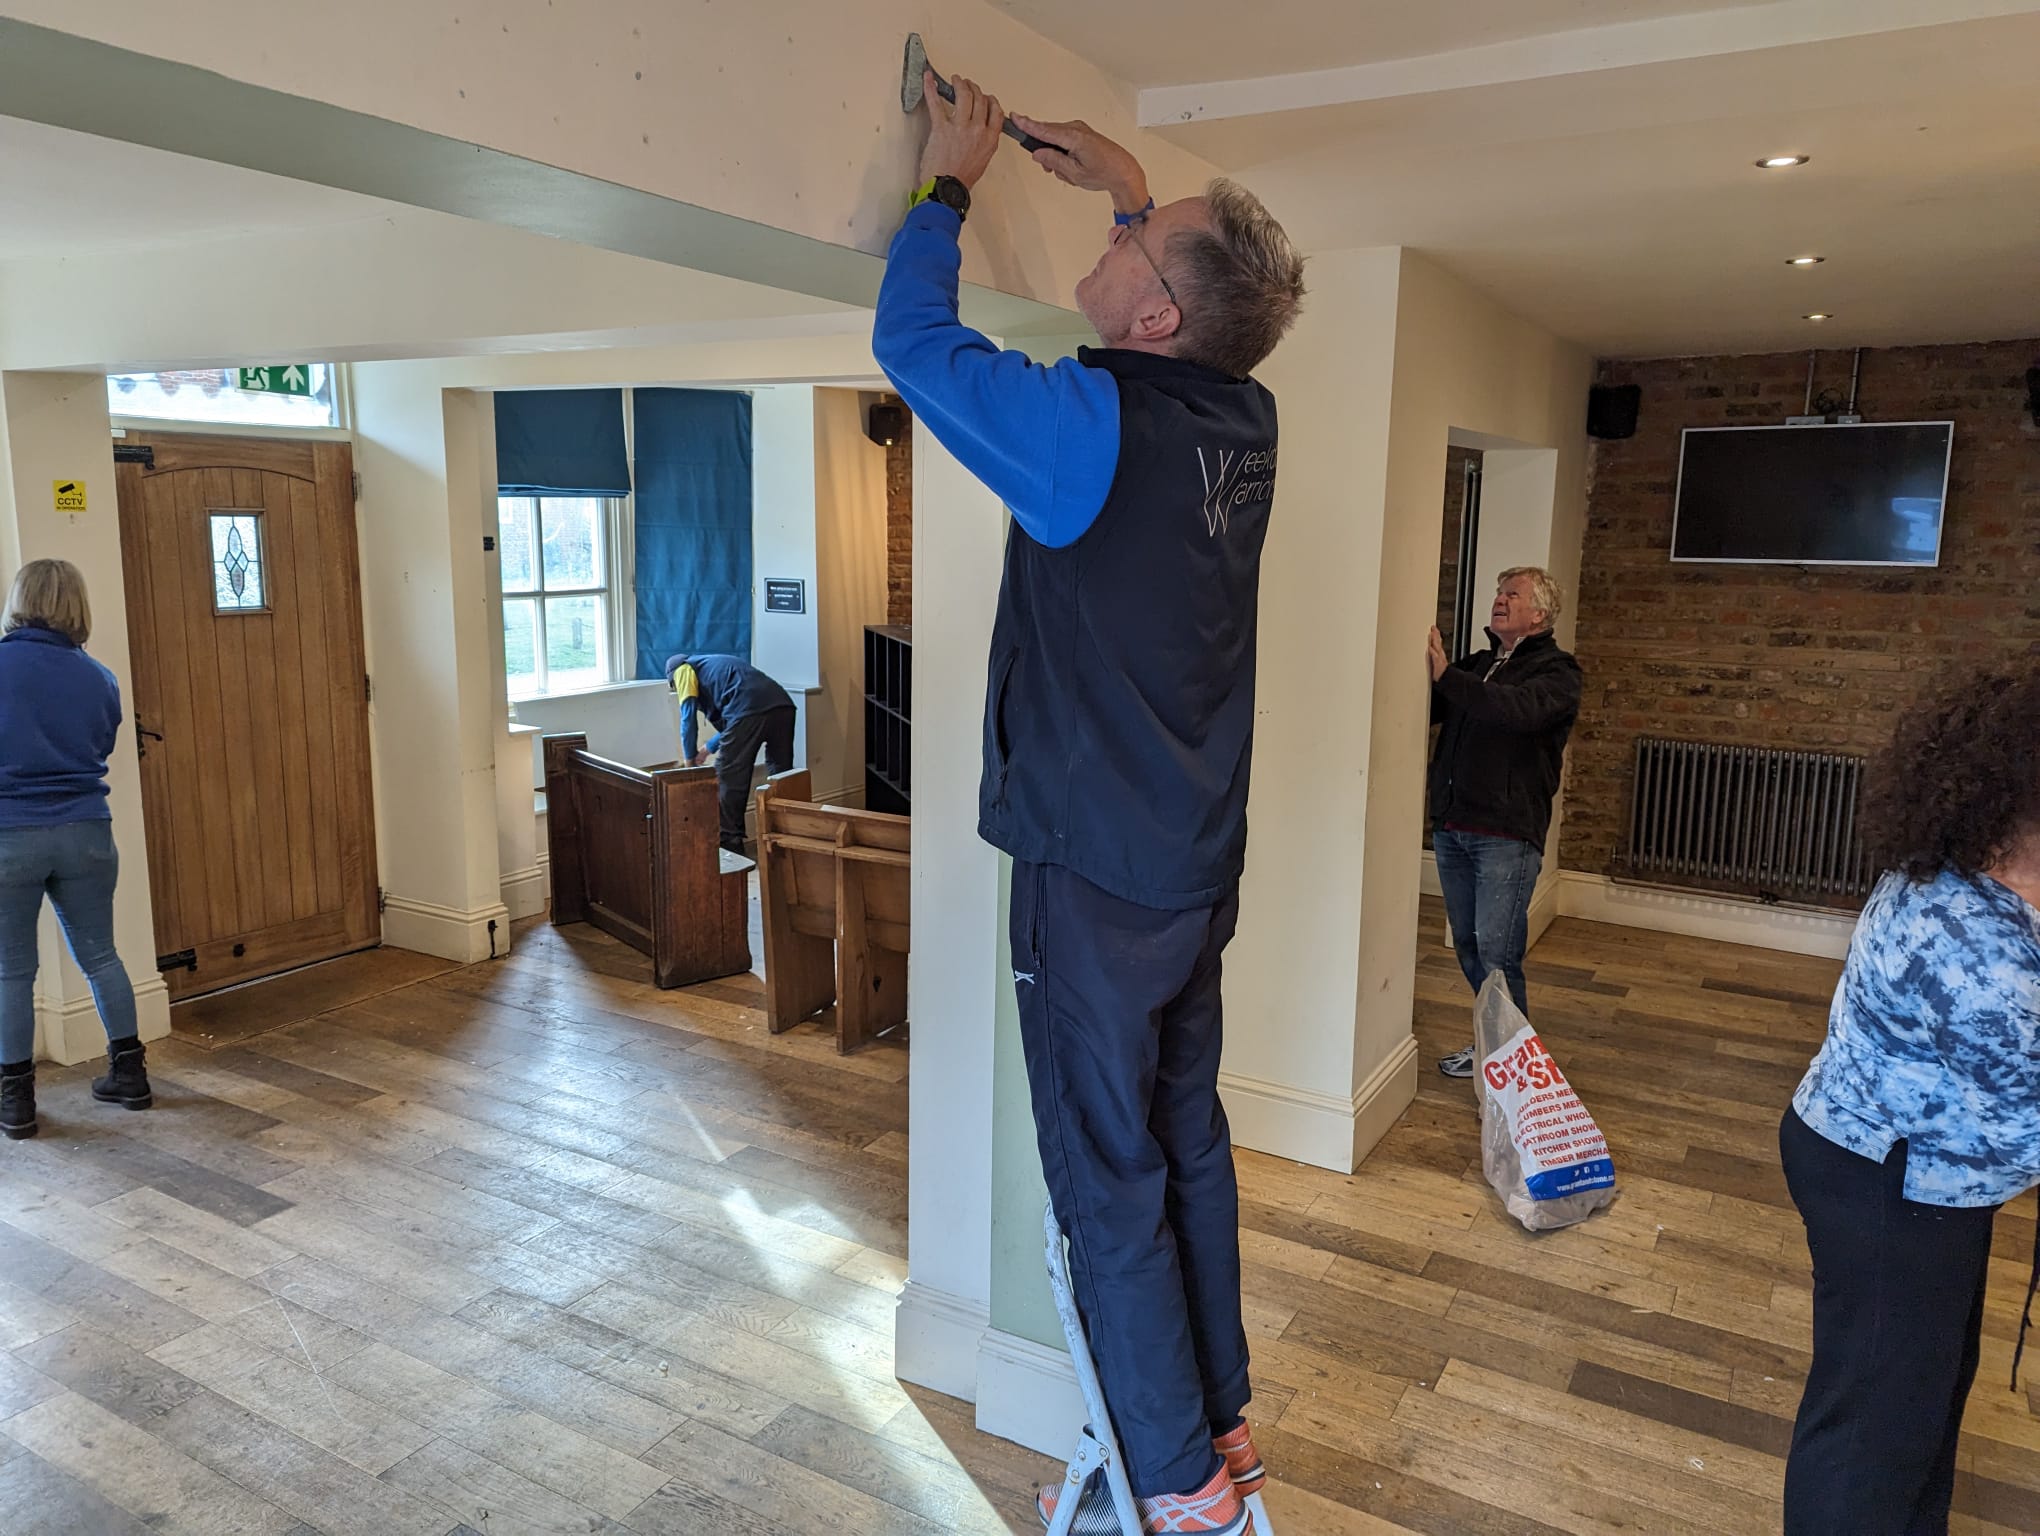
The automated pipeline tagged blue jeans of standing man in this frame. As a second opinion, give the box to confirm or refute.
[0,820,137,1064]
[1431,828,1542,1015]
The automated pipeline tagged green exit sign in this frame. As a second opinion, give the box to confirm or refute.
[236,365,314,397]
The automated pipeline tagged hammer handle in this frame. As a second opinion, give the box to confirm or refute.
[930,72,1065,156]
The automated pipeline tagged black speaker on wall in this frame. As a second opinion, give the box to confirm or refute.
[1586,383,1641,440]
[866,401,906,448]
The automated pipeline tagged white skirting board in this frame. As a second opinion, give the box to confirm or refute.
[381,894,513,964]
[1220,1031,1418,1176]
[975,1327,1084,1461]
[1420,853,1852,960]
[34,975,171,1065]
[894,1281,990,1405]
[500,863,549,923]
[1552,870,1854,959]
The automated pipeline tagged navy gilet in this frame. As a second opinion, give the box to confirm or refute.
[979,348,1280,910]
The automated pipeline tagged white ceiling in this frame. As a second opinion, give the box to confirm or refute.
[0,116,398,259]
[998,0,2040,356]
[3,7,2036,362]
[991,0,1760,87]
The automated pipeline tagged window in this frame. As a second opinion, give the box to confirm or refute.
[500,496,624,697]
[208,512,268,613]
[108,366,341,429]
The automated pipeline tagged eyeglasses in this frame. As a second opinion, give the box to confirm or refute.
[1114,221,1180,313]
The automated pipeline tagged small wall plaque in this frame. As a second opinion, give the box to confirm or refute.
[764,579,806,615]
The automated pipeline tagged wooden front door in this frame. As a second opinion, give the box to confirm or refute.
[115,432,379,1000]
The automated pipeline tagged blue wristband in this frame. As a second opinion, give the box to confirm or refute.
[1113,198,1156,227]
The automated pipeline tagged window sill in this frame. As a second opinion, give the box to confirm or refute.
[509,677,663,705]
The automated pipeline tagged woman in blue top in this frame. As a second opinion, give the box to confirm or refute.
[1784,665,2040,1534]
[0,560,153,1140]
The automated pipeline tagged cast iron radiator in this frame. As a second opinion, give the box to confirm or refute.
[1625,737,1874,904]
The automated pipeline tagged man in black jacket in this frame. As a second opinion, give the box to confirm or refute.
[1427,567,1583,1077]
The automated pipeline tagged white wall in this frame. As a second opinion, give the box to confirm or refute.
[896,426,1011,1405]
[346,378,509,962]
[811,388,890,805]
[0,372,172,1061]
[1224,245,1405,1170]
[1350,249,1592,1132]
[751,386,822,698]
[512,682,681,774]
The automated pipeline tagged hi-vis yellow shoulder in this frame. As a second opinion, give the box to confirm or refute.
[52,480,86,513]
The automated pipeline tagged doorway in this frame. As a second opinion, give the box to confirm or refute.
[114,431,379,999]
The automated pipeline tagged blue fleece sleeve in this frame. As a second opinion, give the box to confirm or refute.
[872,202,1120,549]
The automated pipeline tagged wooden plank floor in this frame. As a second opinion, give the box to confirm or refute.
[2,901,2035,1534]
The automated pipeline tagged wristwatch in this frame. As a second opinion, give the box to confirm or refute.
[908,174,972,222]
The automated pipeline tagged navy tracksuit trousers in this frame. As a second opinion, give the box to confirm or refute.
[1009,860,1251,1499]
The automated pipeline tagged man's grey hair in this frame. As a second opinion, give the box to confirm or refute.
[1500,566,1563,627]
[1166,179,1306,379]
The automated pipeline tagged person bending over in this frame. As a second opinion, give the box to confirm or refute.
[1425,568,1582,1078]
[663,652,795,854]
[875,71,1304,1535]
[1783,664,2040,1535]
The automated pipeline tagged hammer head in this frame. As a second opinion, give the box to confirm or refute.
[901,33,930,113]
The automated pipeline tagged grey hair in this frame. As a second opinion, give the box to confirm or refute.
[4,558,91,645]
[1499,566,1562,627]
[1165,179,1306,379]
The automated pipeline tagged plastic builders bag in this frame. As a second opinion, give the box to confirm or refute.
[1472,973,1618,1231]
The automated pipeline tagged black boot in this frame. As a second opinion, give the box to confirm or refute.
[91,1037,152,1111]
[1,1062,35,1140]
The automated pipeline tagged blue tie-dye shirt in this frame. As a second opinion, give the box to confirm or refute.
[1794,868,2040,1208]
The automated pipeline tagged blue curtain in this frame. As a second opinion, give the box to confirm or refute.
[633,388,753,677]
[494,389,630,496]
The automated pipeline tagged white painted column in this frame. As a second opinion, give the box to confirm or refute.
[895,426,1009,1402]
[1225,247,1409,1174]
[348,369,508,962]
[0,372,172,1062]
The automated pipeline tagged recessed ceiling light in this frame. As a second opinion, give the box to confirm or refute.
[1757,154,1811,168]
[1804,312,1833,322]
[1787,255,1825,266]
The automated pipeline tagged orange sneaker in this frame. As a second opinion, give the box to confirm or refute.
[1213,1421,1266,1497]
[1036,1463,1252,1533]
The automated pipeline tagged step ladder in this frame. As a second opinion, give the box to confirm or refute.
[1041,1202,1274,1535]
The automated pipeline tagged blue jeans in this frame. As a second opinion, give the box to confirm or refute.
[1431,828,1543,1017]
[0,819,137,1064]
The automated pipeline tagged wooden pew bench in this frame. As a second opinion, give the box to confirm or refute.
[755,771,910,1052]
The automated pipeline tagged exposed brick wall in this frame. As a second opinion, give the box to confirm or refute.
[886,413,913,625]
[1561,338,2040,878]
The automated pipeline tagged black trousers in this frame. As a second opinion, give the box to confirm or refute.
[1781,1107,1999,1536]
[1010,860,1250,1499]
[712,705,795,852]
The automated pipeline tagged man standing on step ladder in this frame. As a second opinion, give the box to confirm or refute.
[875,70,1305,1536]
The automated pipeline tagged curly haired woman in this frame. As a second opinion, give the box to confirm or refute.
[1783,664,2040,1535]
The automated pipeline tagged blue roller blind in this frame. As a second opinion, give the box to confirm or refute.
[495,389,631,497]
[632,388,753,676]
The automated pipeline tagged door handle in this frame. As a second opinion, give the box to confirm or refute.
[136,715,165,758]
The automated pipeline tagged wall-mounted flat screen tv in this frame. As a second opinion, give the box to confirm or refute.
[1670,421,1953,566]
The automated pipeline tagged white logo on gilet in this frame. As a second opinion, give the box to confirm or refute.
[1195,445,1278,536]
